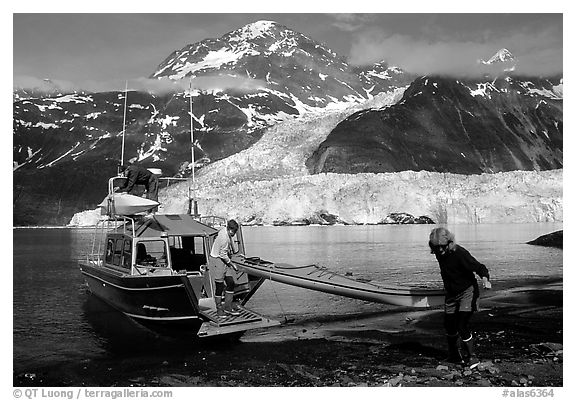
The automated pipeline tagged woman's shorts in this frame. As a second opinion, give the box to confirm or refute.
[444,285,479,314]
[210,257,236,281]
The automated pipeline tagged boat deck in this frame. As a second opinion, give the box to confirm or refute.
[201,306,264,326]
[197,306,280,338]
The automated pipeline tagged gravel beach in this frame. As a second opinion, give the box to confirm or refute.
[14,277,562,387]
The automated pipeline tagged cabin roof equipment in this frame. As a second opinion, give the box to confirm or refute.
[125,214,218,237]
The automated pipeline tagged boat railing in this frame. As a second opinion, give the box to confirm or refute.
[109,174,188,193]
[86,214,136,265]
[198,215,227,228]
[107,176,126,196]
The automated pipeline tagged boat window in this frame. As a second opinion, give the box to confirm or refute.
[169,236,207,272]
[136,240,167,268]
[113,238,123,265]
[184,236,205,255]
[122,239,132,269]
[105,239,114,264]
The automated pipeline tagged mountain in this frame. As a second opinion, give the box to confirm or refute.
[13,21,412,225]
[150,21,410,103]
[481,48,515,64]
[13,23,562,226]
[306,75,562,174]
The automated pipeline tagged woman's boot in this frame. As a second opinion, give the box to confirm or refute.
[224,291,240,316]
[215,295,226,316]
[461,335,480,368]
[444,334,464,364]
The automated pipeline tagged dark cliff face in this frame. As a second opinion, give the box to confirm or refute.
[306,76,563,174]
[12,91,266,226]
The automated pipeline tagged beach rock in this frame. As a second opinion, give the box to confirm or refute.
[381,212,434,224]
[476,361,494,371]
[158,374,190,386]
[529,342,563,355]
[526,231,563,248]
[388,376,402,386]
[488,366,500,374]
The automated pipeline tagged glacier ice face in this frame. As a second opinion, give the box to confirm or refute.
[152,170,562,227]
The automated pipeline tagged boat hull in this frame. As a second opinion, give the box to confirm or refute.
[236,258,446,308]
[79,261,203,332]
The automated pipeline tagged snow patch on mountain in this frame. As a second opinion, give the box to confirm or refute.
[52,94,93,104]
[165,47,259,80]
[135,135,168,162]
[39,142,81,169]
[233,20,277,42]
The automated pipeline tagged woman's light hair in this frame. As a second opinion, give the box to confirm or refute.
[429,227,456,252]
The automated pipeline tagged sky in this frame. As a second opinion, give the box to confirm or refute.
[11,5,565,93]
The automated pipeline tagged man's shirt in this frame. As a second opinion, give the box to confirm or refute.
[210,228,232,263]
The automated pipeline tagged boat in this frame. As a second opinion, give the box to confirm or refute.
[79,84,444,341]
[233,256,446,308]
[79,177,280,339]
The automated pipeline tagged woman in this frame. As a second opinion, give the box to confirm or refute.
[429,227,491,367]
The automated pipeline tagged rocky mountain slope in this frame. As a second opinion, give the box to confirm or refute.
[306,75,562,174]
[13,21,412,225]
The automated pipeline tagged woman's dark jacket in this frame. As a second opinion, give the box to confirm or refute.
[435,245,490,296]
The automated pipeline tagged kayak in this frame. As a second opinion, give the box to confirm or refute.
[98,193,159,215]
[234,256,445,308]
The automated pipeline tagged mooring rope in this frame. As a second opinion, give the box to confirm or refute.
[263,259,292,324]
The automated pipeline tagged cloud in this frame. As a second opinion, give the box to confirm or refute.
[14,75,268,95]
[330,14,378,32]
[13,76,80,93]
[348,27,562,77]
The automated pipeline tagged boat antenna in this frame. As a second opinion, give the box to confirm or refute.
[188,77,198,216]
[120,80,128,171]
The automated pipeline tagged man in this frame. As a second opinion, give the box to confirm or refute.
[116,164,159,205]
[429,227,491,368]
[210,219,241,316]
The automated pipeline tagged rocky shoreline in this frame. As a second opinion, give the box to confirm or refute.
[14,278,562,387]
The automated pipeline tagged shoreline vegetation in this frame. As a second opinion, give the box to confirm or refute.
[14,277,562,387]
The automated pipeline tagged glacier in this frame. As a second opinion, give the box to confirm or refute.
[69,169,562,227]
[68,86,562,227]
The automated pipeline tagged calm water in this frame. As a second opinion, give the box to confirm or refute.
[13,223,562,374]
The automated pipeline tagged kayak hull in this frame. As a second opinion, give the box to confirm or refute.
[236,257,445,308]
[98,193,159,215]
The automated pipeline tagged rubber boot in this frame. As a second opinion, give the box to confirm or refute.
[231,300,241,311]
[215,295,226,317]
[443,334,464,364]
[461,335,480,368]
[224,291,240,316]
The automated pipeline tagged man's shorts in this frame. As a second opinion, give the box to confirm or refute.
[210,256,236,282]
[444,285,479,314]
